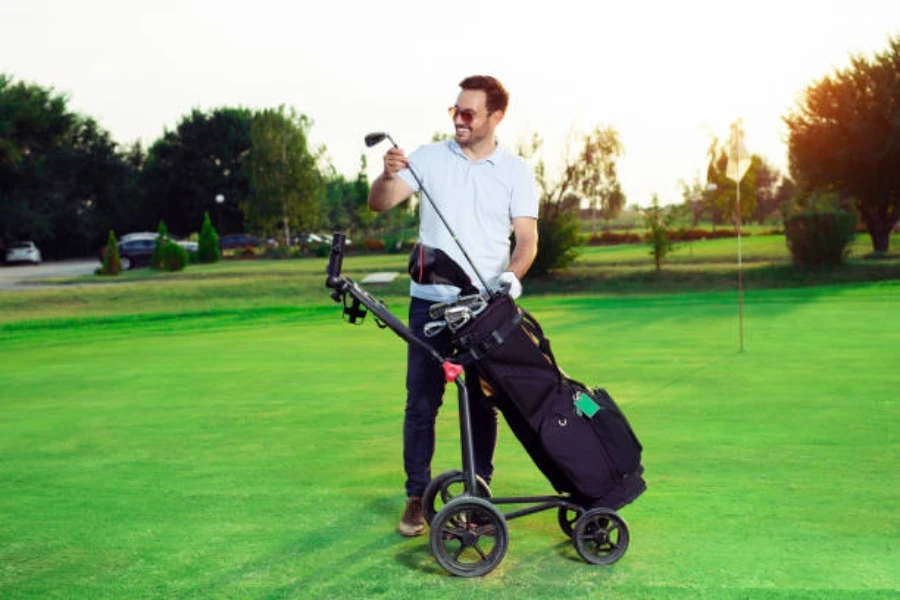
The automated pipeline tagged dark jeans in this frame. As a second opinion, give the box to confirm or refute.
[404,297,498,498]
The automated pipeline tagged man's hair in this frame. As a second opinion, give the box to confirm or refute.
[459,75,509,114]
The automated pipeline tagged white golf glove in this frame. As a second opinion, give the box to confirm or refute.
[496,271,523,300]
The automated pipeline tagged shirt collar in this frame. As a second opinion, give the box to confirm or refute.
[448,139,504,166]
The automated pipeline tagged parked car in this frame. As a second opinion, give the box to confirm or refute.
[99,233,196,270]
[219,233,259,251]
[120,231,159,243]
[178,241,198,253]
[5,241,42,264]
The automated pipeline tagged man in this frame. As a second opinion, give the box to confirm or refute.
[368,75,539,537]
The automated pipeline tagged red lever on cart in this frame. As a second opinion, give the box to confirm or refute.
[442,361,463,382]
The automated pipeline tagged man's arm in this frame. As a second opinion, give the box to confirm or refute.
[368,147,415,212]
[507,216,538,279]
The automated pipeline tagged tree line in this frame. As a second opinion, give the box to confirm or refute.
[0,76,400,260]
[2,35,897,263]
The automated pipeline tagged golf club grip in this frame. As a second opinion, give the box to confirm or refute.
[326,233,346,287]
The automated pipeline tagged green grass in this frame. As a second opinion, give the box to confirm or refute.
[1,275,898,598]
[2,234,899,325]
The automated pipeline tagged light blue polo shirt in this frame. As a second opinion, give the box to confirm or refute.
[398,140,539,302]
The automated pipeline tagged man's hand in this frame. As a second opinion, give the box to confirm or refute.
[495,271,522,299]
[382,147,409,180]
[369,149,414,212]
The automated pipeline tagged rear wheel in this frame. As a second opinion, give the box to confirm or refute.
[120,255,133,270]
[557,505,584,538]
[423,470,491,525]
[573,508,629,565]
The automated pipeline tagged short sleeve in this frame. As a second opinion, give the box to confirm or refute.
[510,160,539,219]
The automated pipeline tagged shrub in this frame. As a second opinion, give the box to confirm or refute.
[97,230,121,276]
[150,220,169,270]
[587,231,642,245]
[785,210,857,267]
[643,196,678,271]
[263,245,300,259]
[197,212,221,263]
[363,238,386,252]
[529,202,580,278]
[160,240,189,271]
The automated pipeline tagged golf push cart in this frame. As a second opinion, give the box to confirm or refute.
[325,234,631,577]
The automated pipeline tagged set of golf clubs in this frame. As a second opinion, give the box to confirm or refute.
[422,293,489,337]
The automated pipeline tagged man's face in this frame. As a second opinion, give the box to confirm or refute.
[452,89,502,148]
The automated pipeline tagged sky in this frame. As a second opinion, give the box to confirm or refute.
[1,0,898,207]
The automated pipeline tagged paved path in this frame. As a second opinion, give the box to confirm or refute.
[0,259,99,291]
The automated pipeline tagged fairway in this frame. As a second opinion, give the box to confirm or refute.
[1,279,898,598]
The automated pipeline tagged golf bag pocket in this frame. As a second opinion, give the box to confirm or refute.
[574,387,643,479]
[539,397,615,499]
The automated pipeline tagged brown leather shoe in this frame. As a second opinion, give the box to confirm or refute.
[398,496,426,537]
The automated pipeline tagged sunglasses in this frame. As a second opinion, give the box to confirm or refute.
[448,106,493,125]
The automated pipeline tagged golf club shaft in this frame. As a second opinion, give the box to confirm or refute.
[384,135,495,297]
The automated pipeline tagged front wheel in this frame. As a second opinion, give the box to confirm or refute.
[429,496,508,577]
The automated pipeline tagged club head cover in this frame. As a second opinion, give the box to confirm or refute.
[408,243,478,296]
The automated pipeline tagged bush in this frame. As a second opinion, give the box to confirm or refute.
[160,240,189,271]
[587,231,642,245]
[529,203,580,278]
[197,212,221,263]
[363,238,386,252]
[643,196,677,271]
[785,210,857,267]
[97,230,121,276]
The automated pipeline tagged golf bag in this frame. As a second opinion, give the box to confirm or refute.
[450,294,646,510]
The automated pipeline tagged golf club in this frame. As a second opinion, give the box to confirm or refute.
[365,131,495,297]
[423,320,448,337]
[429,293,487,321]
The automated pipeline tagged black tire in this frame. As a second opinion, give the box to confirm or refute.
[120,255,133,270]
[557,505,584,538]
[429,496,508,577]
[573,508,629,565]
[423,470,491,525]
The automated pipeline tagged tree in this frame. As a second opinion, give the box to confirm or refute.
[0,74,75,247]
[704,133,758,229]
[246,106,324,242]
[142,107,253,236]
[0,75,139,259]
[643,195,678,271]
[321,155,372,237]
[785,35,900,252]
[42,117,143,259]
[518,126,625,276]
[578,126,625,233]
[98,230,121,276]
[680,177,709,227]
[197,211,220,263]
[150,220,168,270]
[752,157,783,225]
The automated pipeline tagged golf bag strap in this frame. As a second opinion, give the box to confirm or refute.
[455,311,524,366]
[520,308,563,380]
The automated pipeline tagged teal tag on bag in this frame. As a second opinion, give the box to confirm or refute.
[574,392,600,418]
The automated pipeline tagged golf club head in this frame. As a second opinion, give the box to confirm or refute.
[364,132,397,148]
[409,243,478,296]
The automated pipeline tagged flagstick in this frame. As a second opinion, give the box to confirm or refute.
[737,174,744,353]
